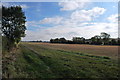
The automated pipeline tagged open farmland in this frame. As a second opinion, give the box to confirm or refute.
[27,42,118,60]
[3,42,118,78]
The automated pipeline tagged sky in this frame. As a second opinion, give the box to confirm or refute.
[2,1,118,41]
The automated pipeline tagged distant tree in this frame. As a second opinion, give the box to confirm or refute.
[72,37,85,44]
[110,39,117,45]
[1,6,26,51]
[100,32,110,45]
[91,35,102,45]
[117,37,120,45]
[50,39,53,43]
[67,40,73,44]
[79,37,85,44]
[54,38,59,43]
[59,38,66,43]
[39,40,42,42]
[50,38,67,43]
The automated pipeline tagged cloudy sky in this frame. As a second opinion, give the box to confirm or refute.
[2,1,118,41]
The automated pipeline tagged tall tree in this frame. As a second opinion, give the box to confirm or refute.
[100,32,110,45]
[1,6,26,51]
[59,38,66,43]
[91,35,102,45]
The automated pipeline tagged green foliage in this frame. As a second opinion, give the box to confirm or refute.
[1,6,26,51]
[50,38,67,43]
[100,32,110,45]
[50,32,119,45]
[91,35,102,45]
[72,37,85,44]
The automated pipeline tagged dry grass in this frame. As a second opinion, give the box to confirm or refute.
[28,42,118,60]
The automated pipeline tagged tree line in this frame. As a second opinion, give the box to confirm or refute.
[50,32,120,45]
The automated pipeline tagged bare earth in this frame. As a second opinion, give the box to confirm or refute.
[28,42,119,60]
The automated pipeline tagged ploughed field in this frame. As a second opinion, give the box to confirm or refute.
[5,42,119,78]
